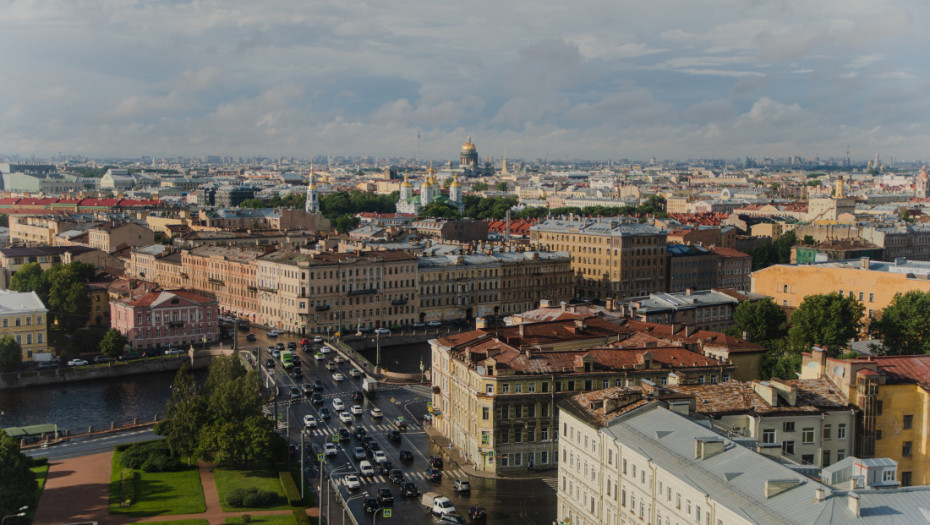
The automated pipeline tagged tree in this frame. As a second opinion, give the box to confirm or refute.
[157,363,205,461]
[0,335,22,373]
[471,182,488,191]
[420,201,461,219]
[726,299,787,344]
[100,329,128,360]
[787,293,864,354]
[8,263,45,298]
[0,429,37,517]
[496,181,509,192]
[870,290,930,355]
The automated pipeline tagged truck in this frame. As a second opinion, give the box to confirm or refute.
[362,377,378,398]
[421,492,456,516]
[33,352,55,363]
[281,350,295,369]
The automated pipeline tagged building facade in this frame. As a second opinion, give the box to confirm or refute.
[110,289,219,351]
[710,246,752,291]
[0,290,48,361]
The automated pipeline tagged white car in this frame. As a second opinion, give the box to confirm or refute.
[67,359,89,367]
[332,398,345,411]
[332,372,345,382]
[372,450,387,464]
[313,336,324,344]
[359,460,375,476]
[165,348,185,356]
[324,443,338,457]
[344,474,361,490]
[374,327,390,335]
[339,411,353,424]
[320,346,332,354]
[334,355,346,364]
[349,369,362,378]
[303,415,317,428]
[428,321,442,327]
[314,352,325,362]
[268,329,280,337]
[370,407,383,419]
[350,405,363,416]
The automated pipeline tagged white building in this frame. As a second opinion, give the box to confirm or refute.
[558,398,925,525]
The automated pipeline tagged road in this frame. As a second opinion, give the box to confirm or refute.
[251,329,556,525]
[24,428,158,461]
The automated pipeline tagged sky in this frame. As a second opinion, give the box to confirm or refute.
[2,0,930,162]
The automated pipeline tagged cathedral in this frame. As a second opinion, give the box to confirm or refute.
[916,165,929,198]
[396,164,464,215]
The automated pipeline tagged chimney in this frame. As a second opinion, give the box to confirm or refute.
[605,297,615,311]
[685,325,694,337]
[475,317,487,329]
[815,487,825,502]
[540,299,551,308]
[848,492,860,517]
[860,257,870,270]
[694,437,725,460]
[560,301,567,311]
[574,319,586,331]
[670,323,678,336]
[686,288,694,295]
[519,324,526,338]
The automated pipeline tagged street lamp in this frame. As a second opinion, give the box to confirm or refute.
[345,492,368,525]
[2,506,28,525]
[328,463,355,525]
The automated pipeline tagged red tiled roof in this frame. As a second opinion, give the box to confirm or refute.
[709,246,751,258]
[875,355,930,388]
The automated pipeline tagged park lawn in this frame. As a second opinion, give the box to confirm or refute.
[214,465,291,512]
[109,447,206,517]
[225,514,297,524]
[134,521,209,525]
[31,463,50,499]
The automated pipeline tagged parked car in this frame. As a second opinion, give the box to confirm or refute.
[377,488,394,507]
[165,348,185,356]
[303,415,317,428]
[344,474,361,490]
[246,334,257,342]
[267,329,280,337]
[438,515,467,525]
[399,450,413,464]
[67,359,89,367]
[93,355,110,364]
[453,479,471,494]
[413,322,426,328]
[428,321,442,327]
[400,481,420,498]
[374,327,391,335]
[359,461,375,476]
[388,469,404,484]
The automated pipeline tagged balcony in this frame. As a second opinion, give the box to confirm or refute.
[347,288,377,296]
[168,320,185,328]
[208,277,224,285]
[391,298,408,306]
[315,304,331,312]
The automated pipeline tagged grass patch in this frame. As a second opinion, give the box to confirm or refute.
[214,465,290,512]
[109,444,206,517]
[134,521,209,525]
[29,463,50,521]
[225,515,297,524]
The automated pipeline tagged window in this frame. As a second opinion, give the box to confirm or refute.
[823,451,831,466]
[482,407,489,420]
[676,493,681,510]
[837,424,847,440]
[903,441,913,457]
[486,385,493,395]
[541,427,549,442]
[823,424,832,440]
[902,471,912,487]
[528,382,536,393]
[541,382,549,393]
[762,428,776,444]
[541,451,549,464]
[903,415,913,430]
[859,292,864,301]
[876,401,883,415]
[501,383,510,393]
[876,430,882,440]
[837,449,846,461]
[783,422,795,432]
[622,458,627,474]
[802,454,814,465]
[514,383,522,393]
[883,470,895,482]
[782,441,795,455]
[802,428,814,444]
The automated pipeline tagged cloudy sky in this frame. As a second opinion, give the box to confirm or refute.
[2,0,930,161]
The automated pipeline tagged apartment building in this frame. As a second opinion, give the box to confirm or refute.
[709,246,752,291]
[802,348,930,486]
[87,222,155,252]
[0,290,48,361]
[429,317,735,474]
[8,215,88,246]
[497,250,573,317]
[129,245,186,290]
[181,245,263,323]
[530,218,667,299]
[110,289,219,351]
[557,400,920,525]
[751,257,930,322]
[623,289,739,332]
[666,244,719,292]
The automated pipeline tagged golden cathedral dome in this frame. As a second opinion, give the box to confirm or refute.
[450,175,461,187]
[461,135,476,152]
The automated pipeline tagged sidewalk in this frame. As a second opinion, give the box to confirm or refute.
[423,424,553,480]
[33,453,320,525]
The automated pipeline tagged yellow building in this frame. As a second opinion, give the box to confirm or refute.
[0,290,49,361]
[751,258,930,322]
[801,348,930,486]
[530,218,667,299]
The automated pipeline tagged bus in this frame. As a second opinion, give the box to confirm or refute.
[281,350,295,369]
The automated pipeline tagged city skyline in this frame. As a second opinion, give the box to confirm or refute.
[2,1,929,160]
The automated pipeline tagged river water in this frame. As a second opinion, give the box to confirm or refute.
[0,370,180,433]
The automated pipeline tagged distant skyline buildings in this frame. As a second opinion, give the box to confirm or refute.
[2,2,928,160]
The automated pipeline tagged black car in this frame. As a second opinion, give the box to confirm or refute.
[366,442,382,457]
[379,461,394,475]
[276,342,285,350]
[388,469,404,484]
[287,341,297,349]
[363,497,380,513]
[246,333,257,341]
[386,430,401,442]
[320,408,331,420]
[428,455,444,470]
[425,468,442,482]
[399,450,413,464]
[337,428,351,443]
[400,481,419,498]
[469,506,488,521]
[302,384,313,396]
[313,379,325,391]
[377,488,394,507]
[352,391,364,403]
[311,393,324,404]
[352,427,368,441]
[265,358,275,368]
[361,436,375,450]
[292,367,303,379]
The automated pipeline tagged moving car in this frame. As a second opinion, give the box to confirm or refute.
[313,336,324,344]
[349,368,362,378]
[67,359,89,367]
[399,450,413,464]
[388,469,404,484]
[302,384,313,396]
[319,408,331,419]
[350,405,364,416]
[265,358,276,368]
[469,506,488,521]
[344,474,361,490]
[386,430,401,442]
[377,488,394,507]
[267,329,280,337]
[425,468,442,482]
[332,372,344,382]
[337,428,351,442]
[311,393,324,405]
[332,398,345,411]
[339,411,353,424]
[287,341,297,349]
[453,479,471,495]
[400,481,420,498]
[314,352,325,362]
[320,346,332,354]
[359,461,375,476]
[302,415,317,428]
[324,443,338,457]
[428,455,444,470]
[289,386,301,400]
[393,416,407,430]
[370,407,383,419]
[246,334,257,341]
[333,355,346,364]
[379,461,394,475]
[292,367,302,379]
[438,515,467,525]
[313,379,324,390]
[372,450,387,464]
[353,447,367,460]
[326,362,337,371]
[352,391,364,403]
[363,497,379,513]
[352,427,368,441]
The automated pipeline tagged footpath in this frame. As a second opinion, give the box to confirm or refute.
[33,452,320,525]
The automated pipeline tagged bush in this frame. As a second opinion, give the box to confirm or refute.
[293,509,312,525]
[241,515,252,524]
[31,456,49,466]
[120,440,181,472]
[226,488,281,508]
[279,471,301,506]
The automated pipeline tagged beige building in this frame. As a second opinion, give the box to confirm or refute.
[87,222,155,253]
[181,245,263,322]
[8,215,86,246]
[0,290,48,361]
[530,218,667,299]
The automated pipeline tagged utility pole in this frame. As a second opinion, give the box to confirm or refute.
[300,430,305,499]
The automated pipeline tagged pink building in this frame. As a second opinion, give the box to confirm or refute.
[110,289,219,351]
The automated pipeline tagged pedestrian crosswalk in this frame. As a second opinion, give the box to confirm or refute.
[304,422,408,437]
[338,468,471,485]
